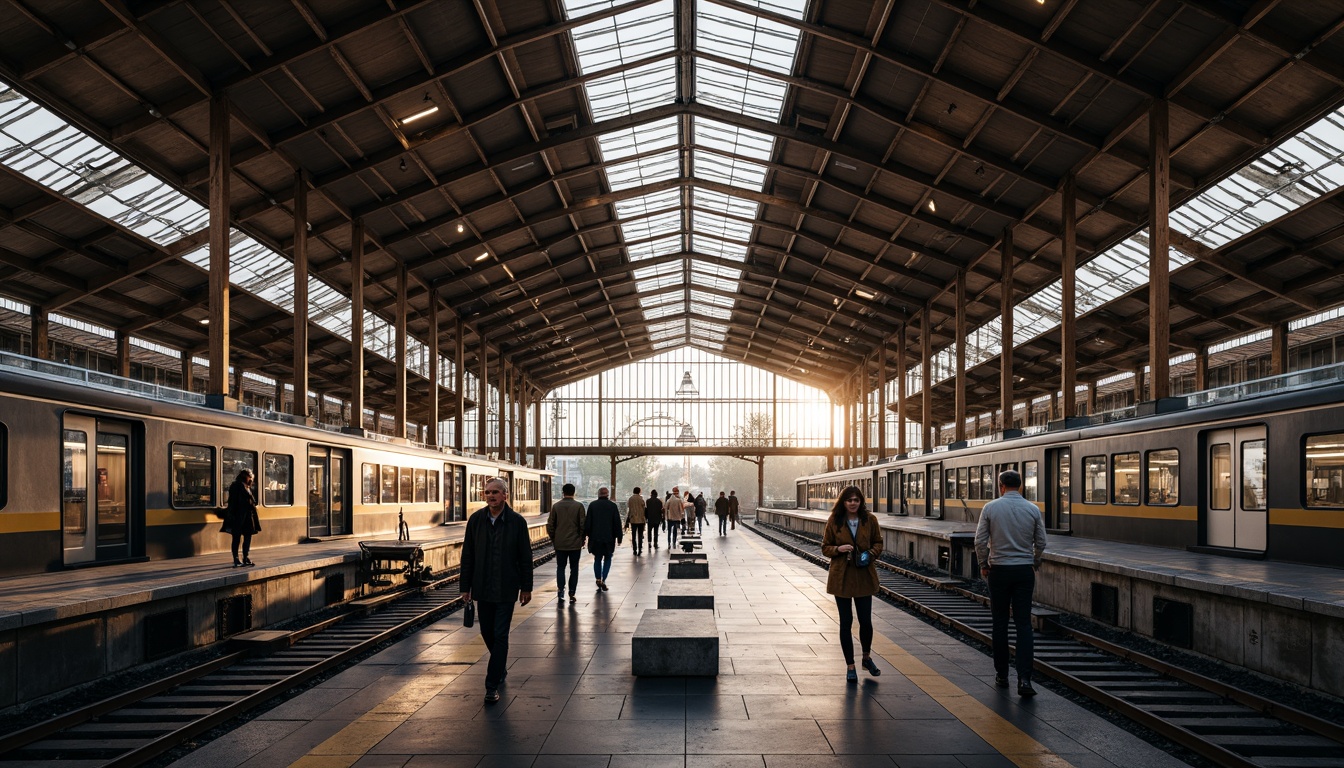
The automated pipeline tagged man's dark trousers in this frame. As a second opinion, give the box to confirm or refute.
[555,550,581,595]
[988,564,1035,680]
[629,523,645,554]
[477,600,516,688]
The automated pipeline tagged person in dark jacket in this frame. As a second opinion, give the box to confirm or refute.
[728,490,740,529]
[693,492,708,534]
[645,489,664,550]
[584,487,623,591]
[460,477,533,704]
[714,491,731,536]
[221,469,260,567]
[546,483,586,605]
[822,485,884,682]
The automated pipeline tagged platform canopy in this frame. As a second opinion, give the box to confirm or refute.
[1,0,1343,422]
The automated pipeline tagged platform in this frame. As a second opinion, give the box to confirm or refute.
[0,519,550,709]
[758,507,1344,698]
[168,527,1187,768]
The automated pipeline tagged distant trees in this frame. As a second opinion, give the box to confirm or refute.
[707,413,825,511]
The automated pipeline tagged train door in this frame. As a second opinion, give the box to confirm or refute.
[1206,427,1267,551]
[926,462,942,518]
[887,470,901,515]
[443,463,457,521]
[62,414,138,565]
[1047,447,1072,531]
[307,446,351,537]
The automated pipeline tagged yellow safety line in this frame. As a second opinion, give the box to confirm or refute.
[736,529,1078,768]
[290,595,550,767]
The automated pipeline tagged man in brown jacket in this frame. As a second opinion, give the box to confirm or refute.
[546,483,585,604]
[625,486,647,555]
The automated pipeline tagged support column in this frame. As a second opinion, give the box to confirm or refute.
[1000,226,1015,432]
[533,399,543,470]
[292,170,309,419]
[427,294,439,448]
[609,456,616,493]
[180,350,192,392]
[955,271,967,442]
[877,346,887,460]
[233,366,245,402]
[1271,322,1289,376]
[455,318,465,450]
[1149,99,1171,400]
[897,330,907,455]
[274,377,285,412]
[1087,382,1097,415]
[1061,175,1077,418]
[498,362,508,461]
[1132,366,1145,404]
[477,333,488,454]
[30,307,50,360]
[349,219,365,433]
[1195,345,1209,391]
[394,264,408,438]
[519,383,528,467]
[921,309,933,450]
[842,395,852,469]
[115,331,131,377]
[860,364,870,464]
[208,93,231,401]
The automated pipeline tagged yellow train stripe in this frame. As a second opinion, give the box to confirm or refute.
[0,511,60,534]
[146,507,306,526]
[1270,507,1344,529]
[1068,504,1197,522]
[737,534,1077,768]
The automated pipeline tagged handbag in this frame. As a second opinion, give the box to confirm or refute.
[463,600,475,628]
[852,549,872,568]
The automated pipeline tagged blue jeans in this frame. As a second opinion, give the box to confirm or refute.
[555,550,580,595]
[988,565,1036,681]
[593,553,612,581]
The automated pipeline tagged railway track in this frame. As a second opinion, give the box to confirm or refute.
[745,520,1344,768]
[0,543,555,768]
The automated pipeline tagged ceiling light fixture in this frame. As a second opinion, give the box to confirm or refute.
[834,160,857,171]
[855,289,876,300]
[511,161,535,171]
[927,199,937,213]
[399,105,439,125]
[399,158,407,172]
[456,223,465,234]
[501,264,515,280]
[475,252,490,262]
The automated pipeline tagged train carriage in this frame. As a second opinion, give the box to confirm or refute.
[798,365,1344,568]
[0,356,551,577]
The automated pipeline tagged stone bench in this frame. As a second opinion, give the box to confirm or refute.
[658,580,714,610]
[670,552,703,561]
[668,558,709,579]
[632,609,719,676]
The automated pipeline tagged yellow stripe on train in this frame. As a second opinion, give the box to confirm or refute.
[1068,504,1197,522]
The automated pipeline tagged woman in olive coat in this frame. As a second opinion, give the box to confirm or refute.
[821,485,883,681]
[221,469,261,567]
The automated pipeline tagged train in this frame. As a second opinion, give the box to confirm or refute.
[0,352,552,578]
[797,364,1344,568]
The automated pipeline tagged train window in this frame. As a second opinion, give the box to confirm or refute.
[1083,456,1107,503]
[399,467,414,504]
[1210,444,1232,510]
[945,468,957,500]
[362,464,378,503]
[170,443,215,508]
[222,449,256,505]
[1146,450,1179,505]
[263,453,293,506]
[982,466,995,498]
[957,467,969,499]
[968,468,981,500]
[997,462,1018,488]
[381,465,397,503]
[906,472,923,500]
[1023,461,1039,501]
[414,469,428,503]
[1241,440,1267,511]
[1112,452,1140,505]
[427,470,439,504]
[1305,434,1344,508]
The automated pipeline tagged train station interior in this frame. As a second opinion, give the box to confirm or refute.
[2,0,1344,766]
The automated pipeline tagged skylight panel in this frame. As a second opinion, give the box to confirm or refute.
[690,319,727,343]
[605,149,679,190]
[641,297,683,320]
[696,59,790,121]
[586,59,677,120]
[693,188,758,222]
[619,208,682,242]
[694,117,773,160]
[691,290,734,309]
[625,233,683,261]
[634,261,683,291]
[569,0,674,73]
[694,151,768,190]
[694,303,734,322]
[596,117,678,162]
[647,319,684,341]
[615,188,682,220]
[692,233,748,260]
[691,262,742,293]
[652,338,683,350]
[697,3,802,76]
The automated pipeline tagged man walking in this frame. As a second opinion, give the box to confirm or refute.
[585,487,622,591]
[546,483,585,605]
[645,489,664,550]
[664,487,684,548]
[626,486,647,556]
[728,490,739,529]
[693,492,708,534]
[714,491,731,535]
[974,469,1047,697]
[460,477,533,704]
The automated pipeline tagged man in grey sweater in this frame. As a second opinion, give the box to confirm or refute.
[546,483,586,605]
[974,469,1047,697]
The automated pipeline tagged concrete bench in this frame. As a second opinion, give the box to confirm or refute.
[669,558,709,579]
[670,552,704,561]
[632,609,719,676]
[658,580,714,610]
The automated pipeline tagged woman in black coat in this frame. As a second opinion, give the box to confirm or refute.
[221,469,261,567]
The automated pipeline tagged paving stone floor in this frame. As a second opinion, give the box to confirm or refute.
[170,522,1191,768]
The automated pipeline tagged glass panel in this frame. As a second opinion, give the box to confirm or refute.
[62,430,88,533]
[427,470,439,504]
[956,467,968,499]
[222,449,257,505]
[381,465,398,504]
[1242,439,1267,510]
[906,471,923,500]
[263,453,293,506]
[307,455,328,532]
[1305,434,1344,508]
[414,469,428,503]
[171,443,214,508]
[363,463,378,503]
[1084,455,1107,503]
[1023,461,1039,501]
[399,466,414,504]
[945,468,957,500]
[1211,444,1232,510]
[331,456,346,535]
[1112,453,1140,505]
[96,433,128,543]
[1147,449,1180,505]
[1056,449,1071,530]
[983,466,995,499]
